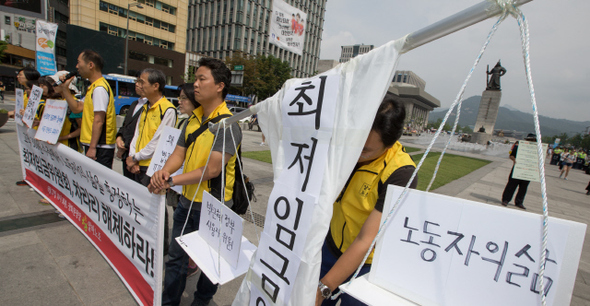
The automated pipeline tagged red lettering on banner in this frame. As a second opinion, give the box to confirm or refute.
[25,169,154,305]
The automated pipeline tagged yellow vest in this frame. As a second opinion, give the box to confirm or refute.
[58,110,83,152]
[32,99,45,131]
[80,77,116,145]
[330,142,416,264]
[23,92,29,109]
[182,102,237,203]
[136,97,176,166]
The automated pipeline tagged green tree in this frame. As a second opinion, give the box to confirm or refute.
[224,52,291,100]
[0,39,8,61]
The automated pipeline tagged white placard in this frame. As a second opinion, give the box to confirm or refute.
[199,191,244,269]
[34,99,68,144]
[15,88,25,125]
[146,126,181,177]
[349,185,587,306]
[512,141,548,182]
[176,233,256,285]
[22,85,43,128]
[269,0,307,55]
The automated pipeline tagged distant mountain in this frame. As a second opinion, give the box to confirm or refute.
[429,96,590,137]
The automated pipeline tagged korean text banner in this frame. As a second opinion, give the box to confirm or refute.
[233,38,405,305]
[269,0,306,56]
[36,20,58,75]
[16,124,164,306]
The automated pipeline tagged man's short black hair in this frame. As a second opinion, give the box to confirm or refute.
[80,49,105,71]
[141,68,166,93]
[372,92,406,147]
[197,57,231,100]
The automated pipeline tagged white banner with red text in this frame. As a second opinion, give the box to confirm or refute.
[16,124,164,306]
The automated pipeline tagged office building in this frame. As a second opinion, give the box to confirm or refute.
[186,0,327,78]
[68,0,188,83]
[339,44,373,63]
[389,70,440,131]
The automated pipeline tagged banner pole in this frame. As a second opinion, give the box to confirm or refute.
[400,0,534,54]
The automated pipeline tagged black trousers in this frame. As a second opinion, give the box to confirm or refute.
[84,146,114,169]
[134,166,170,255]
[502,168,530,206]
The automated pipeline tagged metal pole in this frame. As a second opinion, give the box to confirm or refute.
[401,0,533,54]
[124,3,131,76]
[213,0,534,128]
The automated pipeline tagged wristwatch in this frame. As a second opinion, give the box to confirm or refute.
[318,280,332,299]
[131,155,138,162]
[167,176,175,187]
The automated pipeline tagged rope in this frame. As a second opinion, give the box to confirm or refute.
[336,3,523,300]
[513,8,550,306]
[228,120,262,243]
[426,9,507,191]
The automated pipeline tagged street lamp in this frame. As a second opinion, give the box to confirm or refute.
[124,1,143,75]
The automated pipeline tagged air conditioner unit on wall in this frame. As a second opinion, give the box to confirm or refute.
[145,40,153,45]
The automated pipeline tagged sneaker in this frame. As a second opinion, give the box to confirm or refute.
[260,142,266,146]
[187,264,199,278]
[501,201,508,207]
[16,180,28,186]
[564,177,568,180]
[515,204,526,210]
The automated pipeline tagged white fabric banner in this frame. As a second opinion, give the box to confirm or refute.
[269,0,307,55]
[233,39,405,305]
[17,124,165,306]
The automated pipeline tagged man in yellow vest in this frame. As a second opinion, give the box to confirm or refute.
[148,58,242,306]
[55,50,116,168]
[126,68,176,186]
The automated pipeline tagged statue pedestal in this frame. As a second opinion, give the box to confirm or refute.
[473,90,502,134]
[471,132,493,145]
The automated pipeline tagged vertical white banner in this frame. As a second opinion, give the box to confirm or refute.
[36,20,58,75]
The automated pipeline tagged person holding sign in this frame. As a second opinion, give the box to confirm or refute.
[316,93,417,306]
[126,69,177,186]
[8,68,40,121]
[148,58,242,306]
[47,72,84,153]
[501,134,537,210]
[11,68,41,187]
[116,75,147,179]
[55,50,117,168]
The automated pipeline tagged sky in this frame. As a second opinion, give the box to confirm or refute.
[318,0,589,122]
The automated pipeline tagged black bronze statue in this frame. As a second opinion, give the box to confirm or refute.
[486,60,506,90]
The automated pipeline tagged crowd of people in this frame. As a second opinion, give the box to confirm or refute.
[9,50,418,306]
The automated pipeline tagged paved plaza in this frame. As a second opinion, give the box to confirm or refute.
[0,94,588,305]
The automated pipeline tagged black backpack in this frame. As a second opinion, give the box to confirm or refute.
[187,114,256,215]
[231,146,256,215]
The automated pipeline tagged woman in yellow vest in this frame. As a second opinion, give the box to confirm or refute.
[316,93,418,306]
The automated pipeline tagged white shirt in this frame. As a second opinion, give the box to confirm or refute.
[80,86,115,149]
[129,99,177,163]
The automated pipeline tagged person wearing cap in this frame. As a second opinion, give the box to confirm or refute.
[55,50,117,168]
[501,133,537,210]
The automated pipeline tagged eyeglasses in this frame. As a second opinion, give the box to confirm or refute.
[179,95,189,100]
